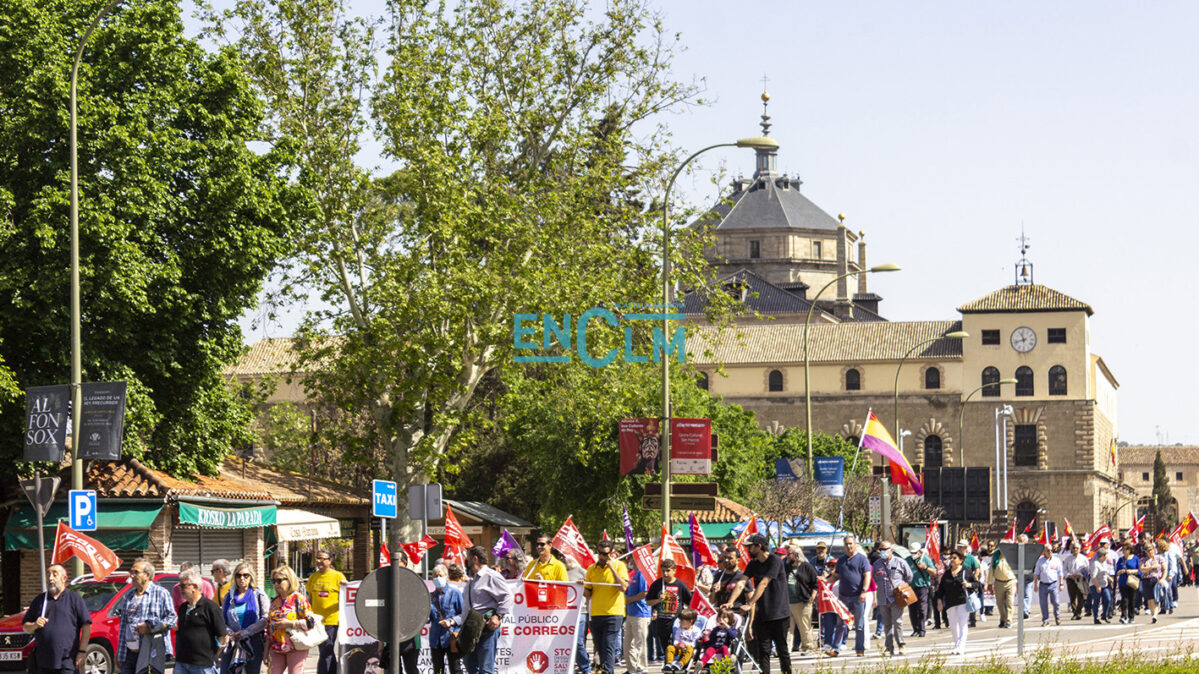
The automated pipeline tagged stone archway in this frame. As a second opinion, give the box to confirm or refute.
[840,420,863,446]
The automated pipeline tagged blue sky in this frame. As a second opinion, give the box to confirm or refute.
[209,1,1199,444]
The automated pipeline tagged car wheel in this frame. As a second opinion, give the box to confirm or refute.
[84,643,112,674]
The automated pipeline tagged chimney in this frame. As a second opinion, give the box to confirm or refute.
[835,216,851,319]
[857,234,868,295]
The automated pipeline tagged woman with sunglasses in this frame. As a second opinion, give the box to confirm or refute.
[268,565,315,674]
[933,550,978,656]
[221,563,269,674]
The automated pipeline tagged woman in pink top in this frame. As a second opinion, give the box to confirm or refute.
[267,565,314,674]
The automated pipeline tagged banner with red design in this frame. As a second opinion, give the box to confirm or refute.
[926,518,941,566]
[733,518,758,571]
[403,535,439,564]
[338,578,582,674]
[51,521,121,580]
[631,544,660,583]
[551,517,596,569]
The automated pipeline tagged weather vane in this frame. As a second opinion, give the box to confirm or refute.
[1015,228,1034,285]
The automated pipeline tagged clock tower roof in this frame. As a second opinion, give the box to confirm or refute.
[956,284,1093,316]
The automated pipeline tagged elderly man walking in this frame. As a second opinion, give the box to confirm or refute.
[23,564,91,674]
[1033,545,1065,626]
[116,559,178,674]
[871,541,913,656]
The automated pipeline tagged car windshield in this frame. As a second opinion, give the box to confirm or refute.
[68,581,127,613]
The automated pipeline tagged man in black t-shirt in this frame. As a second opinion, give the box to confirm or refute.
[711,547,748,609]
[646,559,692,658]
[22,564,91,674]
[174,568,227,674]
[742,534,792,674]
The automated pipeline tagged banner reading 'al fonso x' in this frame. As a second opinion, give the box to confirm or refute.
[338,579,582,674]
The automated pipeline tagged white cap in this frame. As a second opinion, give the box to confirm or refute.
[908,541,921,553]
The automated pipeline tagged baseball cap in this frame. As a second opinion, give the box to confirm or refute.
[815,540,828,548]
[908,542,921,553]
[747,533,770,548]
[956,539,969,548]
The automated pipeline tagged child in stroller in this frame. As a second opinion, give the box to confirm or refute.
[663,608,702,672]
[698,608,740,668]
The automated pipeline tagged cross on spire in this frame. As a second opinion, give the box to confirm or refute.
[759,73,772,136]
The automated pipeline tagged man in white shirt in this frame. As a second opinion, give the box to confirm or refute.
[1063,543,1090,620]
[1033,545,1065,626]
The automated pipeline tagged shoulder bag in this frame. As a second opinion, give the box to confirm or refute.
[433,594,459,654]
[1125,573,1140,591]
[893,581,917,608]
[286,596,327,650]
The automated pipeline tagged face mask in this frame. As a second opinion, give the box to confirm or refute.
[433,576,448,590]
[880,549,892,560]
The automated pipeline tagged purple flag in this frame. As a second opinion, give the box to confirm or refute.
[492,529,520,560]
[623,504,635,551]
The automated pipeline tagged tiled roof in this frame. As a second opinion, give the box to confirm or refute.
[956,285,1093,316]
[226,338,306,376]
[1118,446,1199,466]
[680,497,755,523]
[687,320,964,365]
[64,457,366,506]
[696,177,841,232]
[682,269,827,317]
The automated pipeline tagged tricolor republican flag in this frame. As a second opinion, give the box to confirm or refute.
[860,411,923,495]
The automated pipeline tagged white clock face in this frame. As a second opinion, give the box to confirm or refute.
[1011,326,1037,353]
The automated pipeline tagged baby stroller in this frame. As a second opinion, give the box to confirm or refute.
[679,612,760,674]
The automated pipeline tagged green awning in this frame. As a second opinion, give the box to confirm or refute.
[178,502,276,528]
[699,522,740,541]
[4,502,162,551]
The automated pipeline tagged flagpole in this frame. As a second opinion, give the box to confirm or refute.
[839,410,870,532]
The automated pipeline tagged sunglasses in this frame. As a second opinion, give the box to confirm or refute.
[536,542,548,547]
[236,573,251,578]
[272,577,287,583]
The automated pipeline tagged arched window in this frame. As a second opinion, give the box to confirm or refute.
[845,435,860,446]
[925,368,941,390]
[981,366,1000,397]
[697,372,709,391]
[845,368,861,391]
[924,434,943,468]
[1016,500,1039,534]
[1015,366,1034,396]
[1048,365,1066,396]
[768,370,783,392]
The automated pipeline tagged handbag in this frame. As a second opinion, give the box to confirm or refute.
[433,594,460,654]
[965,591,982,613]
[893,582,917,609]
[287,602,327,650]
[1125,574,1140,591]
[456,609,486,655]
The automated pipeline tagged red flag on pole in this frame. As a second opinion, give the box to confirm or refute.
[601,530,611,542]
[816,578,854,626]
[969,531,980,552]
[1035,523,1048,545]
[379,544,391,568]
[1022,519,1035,534]
[1002,521,1017,543]
[660,525,695,589]
[1127,514,1145,540]
[552,517,596,569]
[443,507,473,548]
[689,585,718,620]
[631,544,660,583]
[51,522,121,581]
[733,517,759,571]
[1170,511,1197,541]
[926,518,941,566]
[402,535,438,564]
[689,513,718,568]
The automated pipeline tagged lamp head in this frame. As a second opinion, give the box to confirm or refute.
[999,378,1018,385]
[735,136,779,150]
[945,331,969,340]
[868,263,901,273]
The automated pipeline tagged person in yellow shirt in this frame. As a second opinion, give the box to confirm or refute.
[305,551,347,674]
[211,559,232,605]
[523,535,568,581]
[584,541,629,674]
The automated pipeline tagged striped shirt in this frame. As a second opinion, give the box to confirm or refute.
[116,583,178,662]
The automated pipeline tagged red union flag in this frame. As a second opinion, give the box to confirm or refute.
[733,517,758,571]
[660,526,695,589]
[689,513,718,568]
[1002,521,1017,543]
[51,521,121,581]
[816,578,854,626]
[379,544,390,568]
[689,584,717,620]
[631,544,659,583]
[1170,511,1197,541]
[443,507,473,548]
[926,518,941,566]
[403,535,438,564]
[551,517,596,569]
[524,580,569,610]
[1127,514,1145,541]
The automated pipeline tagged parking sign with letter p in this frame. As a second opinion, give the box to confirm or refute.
[69,489,97,531]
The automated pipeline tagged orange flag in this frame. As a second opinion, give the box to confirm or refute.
[52,522,121,581]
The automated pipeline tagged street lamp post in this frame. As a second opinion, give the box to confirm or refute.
[958,378,1017,467]
[660,136,779,526]
[893,332,968,436]
[69,0,125,579]
[803,264,900,477]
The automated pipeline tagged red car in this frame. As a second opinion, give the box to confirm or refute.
[0,573,179,674]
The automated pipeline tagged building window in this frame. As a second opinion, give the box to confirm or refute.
[982,330,1000,345]
[845,368,861,391]
[925,368,941,390]
[846,435,860,446]
[1142,472,1150,482]
[1015,366,1034,396]
[1047,328,1066,343]
[768,369,783,392]
[698,372,709,391]
[749,240,760,259]
[1016,500,1039,532]
[1177,471,1184,482]
[1014,424,1038,466]
[924,435,943,468]
[1048,365,1067,395]
[812,241,822,258]
[981,366,1001,397]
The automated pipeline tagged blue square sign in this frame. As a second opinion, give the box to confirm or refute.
[70,489,97,531]
[372,480,397,519]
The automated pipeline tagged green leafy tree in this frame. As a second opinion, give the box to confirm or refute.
[1151,449,1177,534]
[211,0,712,533]
[0,0,295,478]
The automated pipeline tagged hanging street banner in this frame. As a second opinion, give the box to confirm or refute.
[813,456,845,497]
[618,418,660,475]
[669,418,712,475]
[24,385,70,462]
[78,381,127,460]
[338,578,582,674]
[178,503,277,528]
